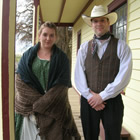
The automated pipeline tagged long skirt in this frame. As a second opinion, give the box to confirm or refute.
[15,113,41,140]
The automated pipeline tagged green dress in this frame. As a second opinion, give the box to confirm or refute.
[32,56,50,92]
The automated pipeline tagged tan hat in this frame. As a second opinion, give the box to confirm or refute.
[82,5,118,26]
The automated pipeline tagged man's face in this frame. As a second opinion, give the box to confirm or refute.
[91,17,110,37]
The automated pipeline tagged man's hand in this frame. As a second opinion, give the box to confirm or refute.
[121,90,125,95]
[88,90,103,108]
[94,103,105,111]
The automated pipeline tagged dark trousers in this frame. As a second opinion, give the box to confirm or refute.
[80,95,124,140]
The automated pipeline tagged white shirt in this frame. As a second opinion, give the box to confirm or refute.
[74,37,132,101]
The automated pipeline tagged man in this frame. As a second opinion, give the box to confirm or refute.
[75,5,132,140]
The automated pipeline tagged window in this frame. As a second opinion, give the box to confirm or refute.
[112,4,127,41]
[77,30,81,53]
[108,0,127,41]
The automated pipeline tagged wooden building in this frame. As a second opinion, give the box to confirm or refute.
[0,0,140,139]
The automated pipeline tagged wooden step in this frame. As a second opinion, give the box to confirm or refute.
[121,127,130,140]
[100,121,130,140]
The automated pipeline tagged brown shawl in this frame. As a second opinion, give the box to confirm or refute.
[15,74,81,140]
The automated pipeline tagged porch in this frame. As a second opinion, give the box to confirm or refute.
[68,88,84,140]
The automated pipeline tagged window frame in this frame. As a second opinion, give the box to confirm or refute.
[108,0,127,41]
[108,0,127,12]
[77,30,81,53]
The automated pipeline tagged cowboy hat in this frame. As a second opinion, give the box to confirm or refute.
[82,5,118,26]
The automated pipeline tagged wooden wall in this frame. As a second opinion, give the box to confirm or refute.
[122,0,140,139]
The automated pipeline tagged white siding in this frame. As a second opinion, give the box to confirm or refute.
[122,0,140,139]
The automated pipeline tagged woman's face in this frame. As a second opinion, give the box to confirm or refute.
[39,27,56,49]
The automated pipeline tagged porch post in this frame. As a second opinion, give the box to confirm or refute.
[0,0,16,140]
[0,1,3,139]
[32,0,40,45]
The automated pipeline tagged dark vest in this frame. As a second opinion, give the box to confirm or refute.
[85,36,120,93]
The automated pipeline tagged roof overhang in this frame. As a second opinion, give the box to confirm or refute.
[35,0,94,26]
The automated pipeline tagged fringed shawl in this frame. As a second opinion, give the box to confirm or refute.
[15,74,80,140]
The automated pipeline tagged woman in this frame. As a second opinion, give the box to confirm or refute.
[15,21,81,140]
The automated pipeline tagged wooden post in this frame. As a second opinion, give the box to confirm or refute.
[0,0,16,139]
[32,0,40,45]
